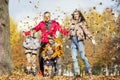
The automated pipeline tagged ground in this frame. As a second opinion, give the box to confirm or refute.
[0,67,120,80]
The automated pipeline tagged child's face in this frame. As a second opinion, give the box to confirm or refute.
[49,39,54,44]
[47,46,53,54]
[48,46,52,51]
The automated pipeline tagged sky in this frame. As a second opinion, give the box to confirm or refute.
[9,0,118,31]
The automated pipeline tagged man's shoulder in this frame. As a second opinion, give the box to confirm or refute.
[52,20,58,24]
[39,21,45,24]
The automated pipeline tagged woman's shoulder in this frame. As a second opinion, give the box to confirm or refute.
[80,21,87,25]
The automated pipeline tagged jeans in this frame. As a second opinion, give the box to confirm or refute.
[70,36,91,74]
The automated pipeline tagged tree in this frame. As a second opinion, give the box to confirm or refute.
[0,0,14,74]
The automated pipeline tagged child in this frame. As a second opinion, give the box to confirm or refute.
[23,30,40,76]
[42,40,55,77]
[42,35,64,77]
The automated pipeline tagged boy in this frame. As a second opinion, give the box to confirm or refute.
[23,30,40,76]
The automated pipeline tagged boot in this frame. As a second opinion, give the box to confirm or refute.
[88,70,93,79]
[25,69,31,75]
[39,70,43,76]
[32,71,37,76]
[73,73,80,79]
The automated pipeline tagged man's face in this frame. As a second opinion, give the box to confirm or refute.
[44,13,51,22]
[73,12,80,20]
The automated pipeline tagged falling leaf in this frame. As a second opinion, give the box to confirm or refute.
[27,16,29,18]
[93,6,96,10]
[64,12,66,15]
[99,15,101,17]
[112,13,114,15]
[96,31,99,33]
[87,16,89,19]
[99,2,102,5]
[29,1,32,3]
[34,5,38,9]
[84,11,86,14]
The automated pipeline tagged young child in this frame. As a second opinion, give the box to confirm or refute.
[41,38,55,77]
[42,35,64,77]
[23,30,40,76]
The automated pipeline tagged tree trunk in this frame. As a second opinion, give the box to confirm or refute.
[0,0,14,74]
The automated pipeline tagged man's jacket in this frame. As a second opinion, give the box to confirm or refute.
[24,20,68,43]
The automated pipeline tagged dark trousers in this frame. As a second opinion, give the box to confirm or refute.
[39,42,47,75]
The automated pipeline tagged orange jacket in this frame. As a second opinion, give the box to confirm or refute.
[42,38,63,59]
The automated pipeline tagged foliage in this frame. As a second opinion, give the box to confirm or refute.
[10,18,20,48]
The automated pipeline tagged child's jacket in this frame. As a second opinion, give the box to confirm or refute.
[42,38,63,59]
[23,36,40,50]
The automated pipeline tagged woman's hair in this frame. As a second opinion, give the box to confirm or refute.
[72,10,85,22]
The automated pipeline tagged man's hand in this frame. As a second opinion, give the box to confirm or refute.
[30,30,35,37]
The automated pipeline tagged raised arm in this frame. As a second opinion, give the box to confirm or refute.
[55,21,68,35]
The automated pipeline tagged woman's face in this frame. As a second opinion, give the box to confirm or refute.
[44,13,51,22]
[73,12,80,20]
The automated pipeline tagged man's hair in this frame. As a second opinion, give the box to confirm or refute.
[48,35,54,40]
[72,10,85,22]
[44,11,51,16]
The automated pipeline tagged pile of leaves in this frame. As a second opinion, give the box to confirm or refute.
[0,66,120,80]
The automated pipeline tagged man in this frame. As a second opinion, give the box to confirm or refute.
[24,11,68,76]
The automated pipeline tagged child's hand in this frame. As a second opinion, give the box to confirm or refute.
[47,57,51,60]
[22,31,26,36]
[44,56,49,60]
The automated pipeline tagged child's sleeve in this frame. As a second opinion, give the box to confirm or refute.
[34,38,40,49]
[23,38,30,49]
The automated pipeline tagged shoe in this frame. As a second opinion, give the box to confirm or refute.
[39,70,43,76]
[32,72,37,76]
[25,70,31,75]
[50,72,55,79]
[88,70,93,79]
[73,73,80,79]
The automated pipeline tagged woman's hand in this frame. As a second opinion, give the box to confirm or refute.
[92,39,96,45]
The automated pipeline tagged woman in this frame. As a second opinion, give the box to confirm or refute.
[68,10,96,78]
